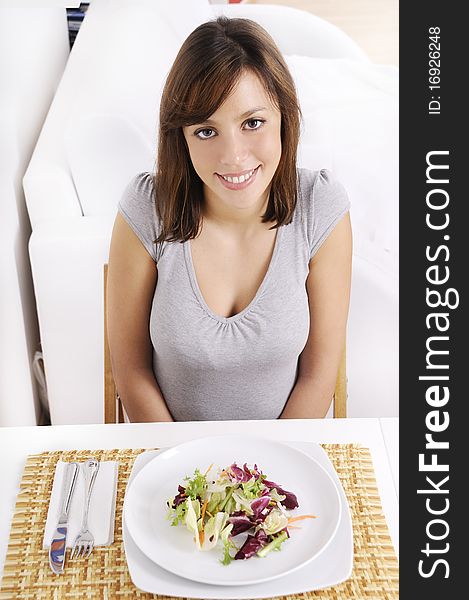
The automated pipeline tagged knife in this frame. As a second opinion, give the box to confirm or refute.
[49,461,79,575]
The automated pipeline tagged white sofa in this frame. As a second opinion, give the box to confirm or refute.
[0,6,70,425]
[23,0,398,424]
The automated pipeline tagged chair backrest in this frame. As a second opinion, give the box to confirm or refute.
[103,264,347,423]
[333,345,347,418]
[104,264,124,423]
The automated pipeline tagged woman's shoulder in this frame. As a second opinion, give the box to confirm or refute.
[296,167,347,205]
[295,167,351,259]
[118,171,160,261]
[121,171,154,203]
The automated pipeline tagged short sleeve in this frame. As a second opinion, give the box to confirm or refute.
[298,168,351,260]
[118,172,160,262]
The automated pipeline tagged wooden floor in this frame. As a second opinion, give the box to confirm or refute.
[245,0,399,66]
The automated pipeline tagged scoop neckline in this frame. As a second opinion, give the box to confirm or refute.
[184,225,284,324]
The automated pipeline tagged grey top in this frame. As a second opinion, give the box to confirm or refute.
[118,168,350,421]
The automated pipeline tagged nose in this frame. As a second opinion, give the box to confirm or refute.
[218,130,249,168]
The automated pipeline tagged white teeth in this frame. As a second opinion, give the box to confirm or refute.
[221,168,256,184]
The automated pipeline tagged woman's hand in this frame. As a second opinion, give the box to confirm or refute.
[280,212,352,419]
[107,213,174,422]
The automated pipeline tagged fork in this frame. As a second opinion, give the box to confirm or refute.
[71,459,100,559]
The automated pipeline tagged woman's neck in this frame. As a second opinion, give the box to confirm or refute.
[201,189,271,236]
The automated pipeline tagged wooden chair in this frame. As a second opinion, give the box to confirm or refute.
[333,345,347,418]
[104,264,347,423]
[104,264,124,423]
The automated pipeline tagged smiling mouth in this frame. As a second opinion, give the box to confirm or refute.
[217,166,260,188]
[220,168,256,184]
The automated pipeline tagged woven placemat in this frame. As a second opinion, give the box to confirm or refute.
[0,444,398,599]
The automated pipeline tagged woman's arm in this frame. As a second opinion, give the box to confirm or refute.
[280,212,352,419]
[107,213,174,422]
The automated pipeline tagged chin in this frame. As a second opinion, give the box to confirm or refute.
[225,187,262,204]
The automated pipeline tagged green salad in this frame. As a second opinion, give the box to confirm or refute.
[167,462,315,564]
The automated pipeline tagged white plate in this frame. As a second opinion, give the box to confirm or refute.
[123,440,353,598]
[123,435,342,586]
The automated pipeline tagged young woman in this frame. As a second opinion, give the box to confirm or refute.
[107,16,352,422]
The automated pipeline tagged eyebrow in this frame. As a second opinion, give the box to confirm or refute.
[199,106,268,126]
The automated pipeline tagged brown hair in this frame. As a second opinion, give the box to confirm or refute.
[154,16,302,243]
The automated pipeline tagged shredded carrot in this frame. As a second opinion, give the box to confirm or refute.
[287,515,317,524]
[200,497,209,522]
[204,463,214,476]
[198,497,210,546]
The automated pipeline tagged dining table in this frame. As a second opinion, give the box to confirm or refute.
[0,417,398,575]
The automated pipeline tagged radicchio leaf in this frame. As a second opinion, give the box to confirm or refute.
[255,504,273,523]
[227,463,251,483]
[227,512,253,537]
[234,528,269,560]
[250,495,271,519]
[263,480,299,510]
[172,485,186,508]
[243,463,263,480]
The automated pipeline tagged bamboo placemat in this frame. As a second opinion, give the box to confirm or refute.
[0,444,398,599]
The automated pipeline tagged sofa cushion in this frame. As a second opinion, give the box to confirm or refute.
[58,0,213,217]
[65,114,154,217]
[287,55,398,277]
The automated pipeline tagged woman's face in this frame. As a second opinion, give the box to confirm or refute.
[183,70,282,216]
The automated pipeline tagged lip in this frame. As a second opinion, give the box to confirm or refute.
[216,166,260,191]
